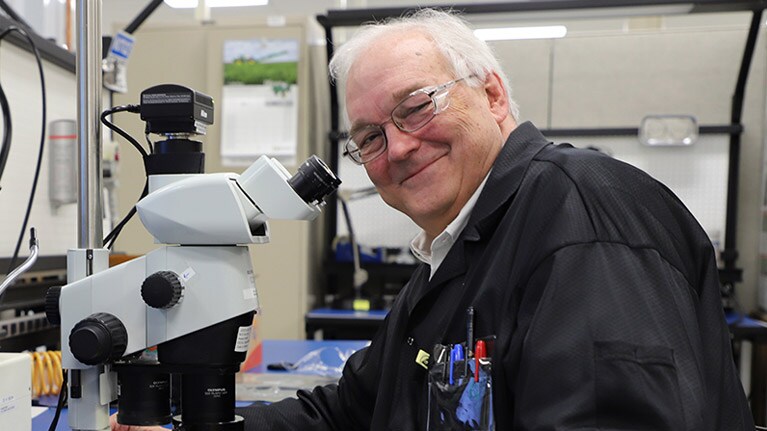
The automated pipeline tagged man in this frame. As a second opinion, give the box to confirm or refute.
[113,8,753,430]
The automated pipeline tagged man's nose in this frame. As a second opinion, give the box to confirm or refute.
[384,124,420,161]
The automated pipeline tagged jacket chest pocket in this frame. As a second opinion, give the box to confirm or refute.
[594,341,685,430]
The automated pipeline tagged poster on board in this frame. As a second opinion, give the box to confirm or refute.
[220,38,299,166]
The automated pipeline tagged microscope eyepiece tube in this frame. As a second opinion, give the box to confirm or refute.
[288,155,341,204]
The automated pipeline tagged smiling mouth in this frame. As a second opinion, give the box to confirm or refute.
[400,156,443,185]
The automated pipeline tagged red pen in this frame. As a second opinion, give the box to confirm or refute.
[474,340,486,382]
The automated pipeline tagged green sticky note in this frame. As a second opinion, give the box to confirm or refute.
[415,349,430,369]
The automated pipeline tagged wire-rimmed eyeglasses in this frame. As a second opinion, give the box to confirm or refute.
[343,75,474,165]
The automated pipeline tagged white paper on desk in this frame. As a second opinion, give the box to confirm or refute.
[236,373,336,402]
[31,406,47,419]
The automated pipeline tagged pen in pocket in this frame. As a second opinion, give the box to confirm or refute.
[474,340,486,383]
[449,344,464,385]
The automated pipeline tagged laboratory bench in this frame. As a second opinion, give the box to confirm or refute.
[30,315,767,429]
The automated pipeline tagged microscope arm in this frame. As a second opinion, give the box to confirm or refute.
[58,245,258,370]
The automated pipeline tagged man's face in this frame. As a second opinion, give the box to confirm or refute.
[345,31,508,237]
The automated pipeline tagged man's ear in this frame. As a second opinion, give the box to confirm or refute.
[484,71,510,124]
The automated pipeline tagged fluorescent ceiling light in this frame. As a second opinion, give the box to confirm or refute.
[474,25,567,41]
[164,0,268,8]
[467,5,694,22]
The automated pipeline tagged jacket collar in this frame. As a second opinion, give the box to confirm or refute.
[407,122,551,312]
[463,121,551,241]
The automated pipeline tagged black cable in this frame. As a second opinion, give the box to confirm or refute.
[47,368,67,431]
[0,79,11,188]
[100,105,146,158]
[124,0,165,35]
[104,179,148,249]
[1,26,46,275]
[0,1,32,30]
[100,105,149,248]
[101,0,165,248]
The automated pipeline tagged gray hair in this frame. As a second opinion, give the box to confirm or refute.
[328,8,520,120]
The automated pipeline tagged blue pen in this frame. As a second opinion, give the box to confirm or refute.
[449,344,464,385]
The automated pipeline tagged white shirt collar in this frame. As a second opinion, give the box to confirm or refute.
[409,171,491,279]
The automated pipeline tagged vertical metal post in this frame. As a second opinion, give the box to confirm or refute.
[76,0,103,250]
[315,16,339,261]
[70,2,113,430]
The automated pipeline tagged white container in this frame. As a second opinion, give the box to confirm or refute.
[0,352,31,431]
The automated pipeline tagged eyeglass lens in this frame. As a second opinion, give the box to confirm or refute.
[392,92,437,132]
[353,127,386,160]
[348,92,437,163]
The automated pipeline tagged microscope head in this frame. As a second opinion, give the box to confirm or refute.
[135,155,339,245]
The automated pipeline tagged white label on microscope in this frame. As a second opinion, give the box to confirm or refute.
[235,326,251,352]
[243,287,257,300]
[243,270,257,300]
[205,387,227,398]
[180,267,196,282]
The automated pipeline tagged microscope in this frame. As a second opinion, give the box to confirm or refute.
[46,84,340,430]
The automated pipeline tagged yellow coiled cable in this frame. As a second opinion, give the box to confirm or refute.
[30,350,62,397]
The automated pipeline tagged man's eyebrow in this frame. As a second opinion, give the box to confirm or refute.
[347,82,428,134]
[349,119,386,136]
[348,122,371,136]
[392,83,425,103]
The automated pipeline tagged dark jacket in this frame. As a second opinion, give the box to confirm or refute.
[239,122,753,430]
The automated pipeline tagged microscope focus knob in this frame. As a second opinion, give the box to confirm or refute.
[69,313,128,365]
[141,271,184,309]
[45,286,62,325]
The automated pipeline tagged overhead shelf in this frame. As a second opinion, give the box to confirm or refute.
[319,1,767,27]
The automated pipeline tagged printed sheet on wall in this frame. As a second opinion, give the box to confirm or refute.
[220,38,299,167]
